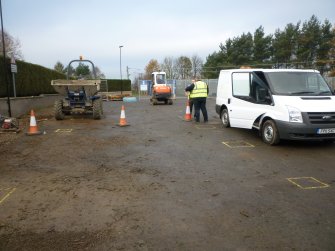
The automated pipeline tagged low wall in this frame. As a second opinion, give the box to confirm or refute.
[0,94,60,117]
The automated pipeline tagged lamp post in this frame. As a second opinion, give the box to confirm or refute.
[0,0,11,116]
[119,45,123,95]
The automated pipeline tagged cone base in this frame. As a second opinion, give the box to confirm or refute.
[117,124,130,127]
[184,116,192,122]
[26,131,42,136]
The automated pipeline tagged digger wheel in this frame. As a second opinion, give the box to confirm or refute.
[100,99,104,114]
[54,99,64,120]
[151,98,158,105]
[93,99,102,119]
[168,99,173,105]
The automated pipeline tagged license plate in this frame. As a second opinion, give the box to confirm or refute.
[317,128,335,134]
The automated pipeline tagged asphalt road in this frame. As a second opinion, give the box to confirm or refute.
[0,97,334,250]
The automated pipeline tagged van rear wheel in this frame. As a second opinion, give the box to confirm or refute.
[221,109,230,128]
[262,120,280,145]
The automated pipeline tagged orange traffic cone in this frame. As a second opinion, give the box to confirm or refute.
[26,110,42,135]
[118,105,129,127]
[184,100,192,121]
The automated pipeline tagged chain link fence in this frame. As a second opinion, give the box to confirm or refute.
[136,76,334,98]
[173,79,218,97]
[135,79,218,97]
[173,77,335,97]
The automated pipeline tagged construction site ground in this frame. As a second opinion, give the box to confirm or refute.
[0,97,334,251]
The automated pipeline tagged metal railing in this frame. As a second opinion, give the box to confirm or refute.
[135,76,335,98]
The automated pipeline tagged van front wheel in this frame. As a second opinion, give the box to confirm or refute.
[262,120,280,145]
[221,109,230,128]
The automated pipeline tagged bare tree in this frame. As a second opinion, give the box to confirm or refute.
[64,65,75,78]
[94,66,106,79]
[191,54,203,78]
[174,56,192,79]
[160,56,175,79]
[0,30,23,60]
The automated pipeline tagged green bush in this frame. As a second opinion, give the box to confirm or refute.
[0,56,65,97]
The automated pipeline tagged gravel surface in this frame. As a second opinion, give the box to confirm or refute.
[0,98,334,251]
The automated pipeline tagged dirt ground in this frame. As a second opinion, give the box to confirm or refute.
[0,98,334,251]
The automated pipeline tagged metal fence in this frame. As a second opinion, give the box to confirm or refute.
[136,76,335,98]
[135,79,218,97]
[173,79,218,97]
[174,77,335,97]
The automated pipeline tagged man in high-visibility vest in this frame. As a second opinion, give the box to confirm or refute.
[185,78,195,115]
[185,77,209,122]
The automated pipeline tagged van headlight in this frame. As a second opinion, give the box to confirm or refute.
[286,106,303,123]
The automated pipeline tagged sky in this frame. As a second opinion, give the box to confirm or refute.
[2,0,335,79]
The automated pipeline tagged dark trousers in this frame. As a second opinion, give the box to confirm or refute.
[193,97,208,122]
[189,98,194,114]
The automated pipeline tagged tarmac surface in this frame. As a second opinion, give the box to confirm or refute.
[0,97,334,250]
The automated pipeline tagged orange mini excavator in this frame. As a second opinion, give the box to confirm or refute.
[150,71,173,105]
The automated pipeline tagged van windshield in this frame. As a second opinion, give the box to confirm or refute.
[265,72,332,96]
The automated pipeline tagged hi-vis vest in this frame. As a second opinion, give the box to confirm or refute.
[190,81,208,98]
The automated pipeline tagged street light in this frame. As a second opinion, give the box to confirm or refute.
[0,0,11,116]
[119,45,123,95]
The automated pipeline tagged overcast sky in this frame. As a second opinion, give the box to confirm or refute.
[2,0,335,78]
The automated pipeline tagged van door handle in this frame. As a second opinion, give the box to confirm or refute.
[228,98,231,104]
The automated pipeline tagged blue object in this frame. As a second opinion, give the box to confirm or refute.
[123,97,137,102]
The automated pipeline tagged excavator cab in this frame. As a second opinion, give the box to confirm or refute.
[154,73,166,85]
[150,71,173,105]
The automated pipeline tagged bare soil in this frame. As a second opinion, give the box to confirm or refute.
[0,98,334,250]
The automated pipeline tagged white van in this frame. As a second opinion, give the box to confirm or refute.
[215,69,335,145]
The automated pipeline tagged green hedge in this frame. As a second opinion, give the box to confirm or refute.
[0,56,10,97]
[0,56,131,97]
[0,55,66,97]
[107,79,131,92]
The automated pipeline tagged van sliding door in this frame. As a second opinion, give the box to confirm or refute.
[230,72,269,129]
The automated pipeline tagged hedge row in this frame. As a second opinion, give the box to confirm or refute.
[0,56,66,97]
[106,79,131,92]
[0,56,131,97]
